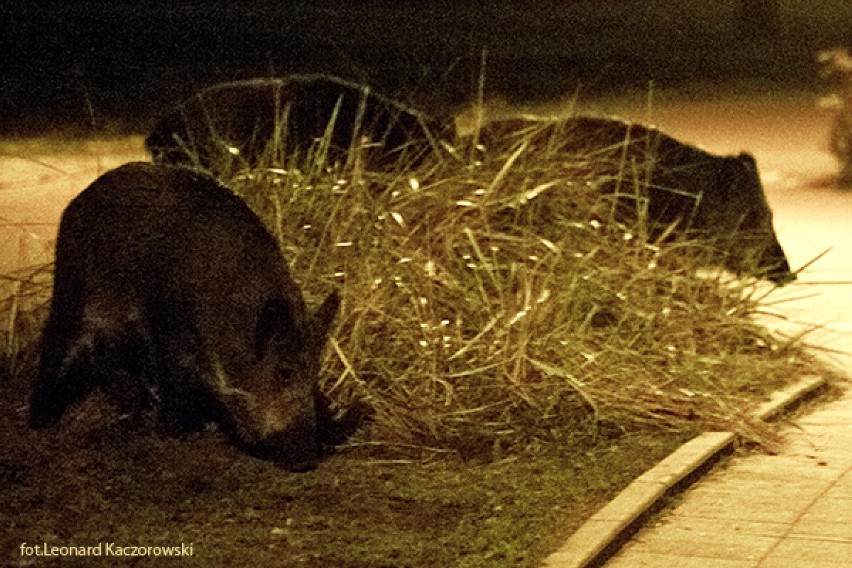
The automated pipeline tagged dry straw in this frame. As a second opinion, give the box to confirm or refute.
[226,115,814,459]
[0,114,819,460]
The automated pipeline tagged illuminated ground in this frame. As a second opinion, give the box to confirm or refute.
[0,87,849,566]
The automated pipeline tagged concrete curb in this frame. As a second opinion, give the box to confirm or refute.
[540,374,827,568]
[751,374,827,422]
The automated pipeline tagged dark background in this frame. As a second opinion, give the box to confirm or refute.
[1,1,850,136]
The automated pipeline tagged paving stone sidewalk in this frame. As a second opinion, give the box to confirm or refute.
[605,386,852,567]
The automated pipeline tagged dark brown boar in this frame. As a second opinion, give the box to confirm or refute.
[460,116,795,284]
[145,75,445,176]
[28,162,340,470]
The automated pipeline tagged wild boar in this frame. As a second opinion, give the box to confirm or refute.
[29,162,340,470]
[460,116,795,284]
[145,74,445,176]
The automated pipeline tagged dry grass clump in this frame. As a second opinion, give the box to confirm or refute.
[0,117,813,460]
[0,260,51,379]
[225,119,809,459]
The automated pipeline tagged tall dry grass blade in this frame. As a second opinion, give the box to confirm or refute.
[486,141,529,197]
[794,247,832,274]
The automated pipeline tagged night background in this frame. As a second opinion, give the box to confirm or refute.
[4,3,852,567]
[1,1,850,136]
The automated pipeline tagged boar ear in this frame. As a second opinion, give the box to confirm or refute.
[254,298,295,360]
[719,153,758,198]
[737,152,757,170]
[736,153,761,186]
[312,291,340,341]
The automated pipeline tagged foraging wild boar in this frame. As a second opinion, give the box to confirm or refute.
[29,162,340,470]
[461,116,795,284]
[145,75,444,175]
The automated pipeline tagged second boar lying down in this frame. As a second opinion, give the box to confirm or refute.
[462,116,795,284]
[29,162,340,470]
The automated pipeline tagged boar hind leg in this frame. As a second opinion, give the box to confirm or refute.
[29,319,100,429]
[29,298,150,429]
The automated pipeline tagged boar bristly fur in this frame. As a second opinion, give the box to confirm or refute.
[29,162,339,470]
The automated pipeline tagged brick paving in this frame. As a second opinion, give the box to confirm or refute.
[605,387,852,567]
[539,89,852,568]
